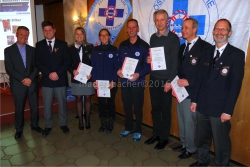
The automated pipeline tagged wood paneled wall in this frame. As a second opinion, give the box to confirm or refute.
[230,42,250,165]
[43,2,65,41]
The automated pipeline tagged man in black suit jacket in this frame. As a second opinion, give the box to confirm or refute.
[190,19,245,166]
[35,21,71,137]
[172,18,211,159]
[4,26,43,140]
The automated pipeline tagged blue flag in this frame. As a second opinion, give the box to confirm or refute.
[85,0,132,46]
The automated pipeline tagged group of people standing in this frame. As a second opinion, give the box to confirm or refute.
[4,8,244,167]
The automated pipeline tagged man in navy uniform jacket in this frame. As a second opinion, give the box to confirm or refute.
[190,19,245,166]
[35,20,71,137]
[172,18,211,159]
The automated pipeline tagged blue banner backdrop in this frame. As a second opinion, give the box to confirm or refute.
[85,0,132,46]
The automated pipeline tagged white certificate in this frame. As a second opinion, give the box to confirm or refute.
[122,57,138,79]
[74,62,92,84]
[150,47,167,70]
[171,76,189,103]
[97,80,110,98]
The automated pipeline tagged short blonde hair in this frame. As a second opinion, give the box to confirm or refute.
[153,9,169,22]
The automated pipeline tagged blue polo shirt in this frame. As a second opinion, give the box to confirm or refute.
[118,36,150,87]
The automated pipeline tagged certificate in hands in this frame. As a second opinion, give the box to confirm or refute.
[150,47,167,70]
[96,80,110,98]
[122,57,138,79]
[74,62,92,84]
[171,76,189,103]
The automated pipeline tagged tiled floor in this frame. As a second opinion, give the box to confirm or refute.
[0,105,240,166]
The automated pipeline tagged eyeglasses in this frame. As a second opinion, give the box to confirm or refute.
[213,28,228,32]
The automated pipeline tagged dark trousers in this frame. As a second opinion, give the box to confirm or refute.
[197,112,231,166]
[13,89,39,132]
[149,75,172,140]
[121,86,144,133]
[98,86,117,118]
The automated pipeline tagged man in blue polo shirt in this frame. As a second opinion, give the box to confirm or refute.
[117,19,150,142]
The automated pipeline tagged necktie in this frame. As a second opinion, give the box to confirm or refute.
[78,45,83,53]
[213,50,220,67]
[183,43,191,60]
[48,41,52,53]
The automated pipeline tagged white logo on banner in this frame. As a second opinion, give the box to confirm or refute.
[94,0,129,30]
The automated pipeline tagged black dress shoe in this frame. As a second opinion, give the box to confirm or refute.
[42,128,52,137]
[31,126,43,133]
[154,139,168,150]
[15,131,23,140]
[79,126,84,130]
[190,161,207,167]
[85,124,91,129]
[172,145,186,152]
[79,121,84,130]
[144,135,159,145]
[178,150,194,159]
[85,120,91,129]
[60,126,70,134]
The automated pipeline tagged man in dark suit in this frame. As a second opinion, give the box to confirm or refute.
[190,19,245,166]
[172,18,211,159]
[35,21,71,137]
[4,26,43,140]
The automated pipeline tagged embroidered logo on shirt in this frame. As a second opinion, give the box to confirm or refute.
[135,52,140,56]
[109,54,113,58]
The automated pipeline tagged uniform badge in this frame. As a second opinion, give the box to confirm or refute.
[54,48,59,53]
[135,52,140,56]
[108,54,113,58]
[220,66,229,76]
[190,57,198,65]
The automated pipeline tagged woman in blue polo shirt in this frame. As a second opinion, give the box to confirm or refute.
[91,28,119,133]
